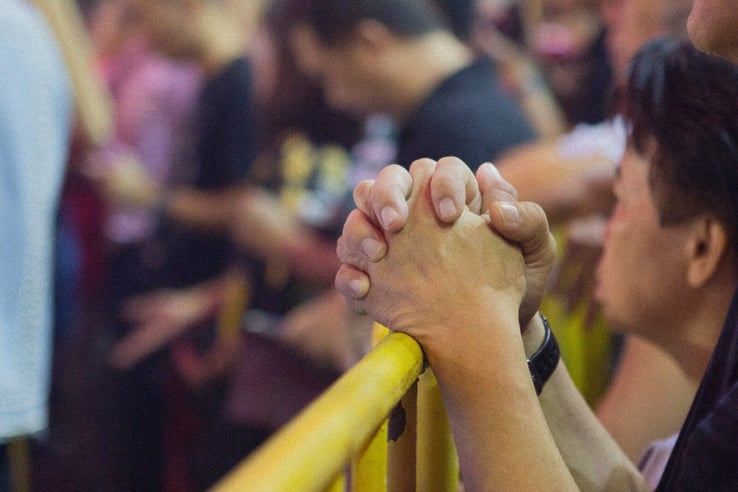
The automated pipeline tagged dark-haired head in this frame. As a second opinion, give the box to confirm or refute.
[255,0,361,147]
[297,0,449,46]
[622,37,738,253]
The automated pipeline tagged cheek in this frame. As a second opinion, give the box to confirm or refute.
[595,215,643,315]
[687,3,712,50]
[597,230,628,294]
[688,0,736,56]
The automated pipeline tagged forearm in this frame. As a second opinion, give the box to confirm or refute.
[421,311,577,491]
[235,211,340,284]
[498,147,614,225]
[281,231,341,284]
[524,316,648,491]
[164,186,244,232]
[185,274,232,321]
[509,63,568,140]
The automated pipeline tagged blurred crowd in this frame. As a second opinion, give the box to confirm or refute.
[1,0,697,490]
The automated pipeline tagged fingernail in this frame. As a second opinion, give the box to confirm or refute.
[497,202,520,224]
[380,207,399,229]
[348,279,369,298]
[438,198,457,221]
[483,162,500,175]
[361,237,385,261]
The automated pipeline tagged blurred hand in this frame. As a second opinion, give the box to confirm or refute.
[171,337,242,389]
[280,290,372,371]
[109,287,213,370]
[232,187,299,259]
[87,153,159,209]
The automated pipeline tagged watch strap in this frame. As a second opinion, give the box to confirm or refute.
[527,313,560,395]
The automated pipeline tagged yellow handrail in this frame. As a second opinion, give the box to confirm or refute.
[212,330,427,491]
[417,370,459,491]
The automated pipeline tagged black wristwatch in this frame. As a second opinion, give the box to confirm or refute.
[527,313,560,395]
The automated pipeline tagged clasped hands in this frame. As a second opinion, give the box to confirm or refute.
[335,157,557,348]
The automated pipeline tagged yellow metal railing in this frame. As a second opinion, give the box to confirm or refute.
[212,328,459,491]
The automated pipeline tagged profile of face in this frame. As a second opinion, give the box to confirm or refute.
[129,0,200,60]
[594,145,696,337]
[290,24,386,119]
[688,0,738,62]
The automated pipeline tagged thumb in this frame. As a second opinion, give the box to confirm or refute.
[488,201,553,255]
[489,201,558,324]
[476,163,519,212]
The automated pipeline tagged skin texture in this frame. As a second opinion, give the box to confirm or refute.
[688,0,738,63]
[339,160,527,341]
[337,143,735,487]
[339,159,579,491]
[594,147,694,339]
[336,158,645,491]
[492,0,695,462]
[595,335,696,461]
[338,158,556,327]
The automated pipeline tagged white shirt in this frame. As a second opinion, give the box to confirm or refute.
[0,0,72,440]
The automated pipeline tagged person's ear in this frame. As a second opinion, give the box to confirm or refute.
[686,215,729,288]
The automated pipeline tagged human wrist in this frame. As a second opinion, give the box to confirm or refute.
[522,313,546,354]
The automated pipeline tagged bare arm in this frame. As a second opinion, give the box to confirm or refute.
[339,159,576,490]
[497,140,616,225]
[336,158,647,491]
[164,185,246,232]
[523,317,647,491]
[232,187,340,285]
[88,154,247,233]
[595,335,695,462]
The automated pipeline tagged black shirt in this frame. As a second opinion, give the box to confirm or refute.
[396,57,535,171]
[159,57,257,288]
[657,284,738,491]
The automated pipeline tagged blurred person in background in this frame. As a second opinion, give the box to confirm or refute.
[471,0,569,139]
[530,0,613,126]
[430,0,569,140]
[0,0,73,489]
[104,2,535,456]
[87,0,260,488]
[100,0,366,486]
[34,0,205,488]
[286,0,536,171]
[499,0,692,223]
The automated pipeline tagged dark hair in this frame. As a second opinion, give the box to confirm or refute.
[299,0,448,45]
[622,37,738,250]
[432,0,474,41]
[258,0,361,148]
